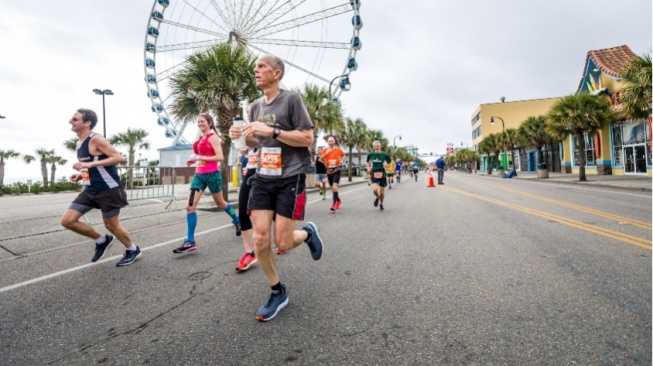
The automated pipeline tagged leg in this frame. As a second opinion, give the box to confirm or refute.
[251,210,277,285]
[61,209,103,241]
[103,216,133,248]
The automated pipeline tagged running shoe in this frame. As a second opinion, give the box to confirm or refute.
[236,252,257,271]
[257,285,289,322]
[277,248,285,255]
[334,199,342,210]
[91,235,114,262]
[173,240,197,254]
[374,197,379,207]
[322,193,326,201]
[116,247,142,266]
[389,185,392,189]
[234,221,242,236]
[302,221,323,260]
[380,204,385,212]
[330,203,336,211]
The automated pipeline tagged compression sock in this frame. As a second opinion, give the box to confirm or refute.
[187,212,197,243]
[225,204,239,223]
[333,191,339,204]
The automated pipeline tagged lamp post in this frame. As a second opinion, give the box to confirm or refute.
[460,142,469,148]
[490,116,516,176]
[393,135,402,147]
[329,74,351,103]
[93,89,114,137]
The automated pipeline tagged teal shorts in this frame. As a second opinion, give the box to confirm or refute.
[190,171,223,194]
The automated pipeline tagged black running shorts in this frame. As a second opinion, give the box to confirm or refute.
[69,187,128,218]
[248,173,307,221]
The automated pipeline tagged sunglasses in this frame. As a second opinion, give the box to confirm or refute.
[71,117,81,122]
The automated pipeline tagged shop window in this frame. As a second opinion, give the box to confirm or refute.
[572,134,596,167]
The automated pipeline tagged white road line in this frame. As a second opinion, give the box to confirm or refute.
[0,185,369,294]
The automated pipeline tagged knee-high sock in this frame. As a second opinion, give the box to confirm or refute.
[187,212,197,243]
[225,203,239,223]
[333,191,339,204]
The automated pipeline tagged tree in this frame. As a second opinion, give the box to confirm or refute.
[47,155,67,186]
[497,128,519,175]
[338,117,367,181]
[109,128,150,188]
[24,149,54,189]
[301,84,344,153]
[63,137,78,153]
[516,115,558,173]
[546,93,615,181]
[478,133,500,174]
[169,42,259,200]
[0,149,20,186]
[619,52,652,120]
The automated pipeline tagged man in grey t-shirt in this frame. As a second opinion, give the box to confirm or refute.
[229,54,324,322]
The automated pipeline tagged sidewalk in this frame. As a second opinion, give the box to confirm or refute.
[474,170,652,192]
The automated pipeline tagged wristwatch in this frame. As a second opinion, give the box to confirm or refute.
[272,128,281,139]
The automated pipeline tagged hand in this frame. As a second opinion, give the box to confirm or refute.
[241,122,272,138]
[70,174,82,182]
[229,125,243,139]
[189,154,201,161]
[72,162,89,171]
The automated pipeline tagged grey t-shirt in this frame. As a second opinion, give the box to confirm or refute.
[249,90,314,179]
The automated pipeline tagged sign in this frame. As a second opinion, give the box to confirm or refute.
[446,143,454,155]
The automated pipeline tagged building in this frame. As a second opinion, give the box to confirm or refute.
[563,45,651,176]
[470,97,561,173]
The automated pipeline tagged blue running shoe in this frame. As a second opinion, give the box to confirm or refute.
[116,247,142,266]
[91,235,114,262]
[257,285,289,322]
[303,221,323,260]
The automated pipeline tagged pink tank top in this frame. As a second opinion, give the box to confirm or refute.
[193,132,219,174]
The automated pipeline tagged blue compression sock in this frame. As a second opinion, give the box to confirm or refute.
[225,204,239,223]
[187,212,197,243]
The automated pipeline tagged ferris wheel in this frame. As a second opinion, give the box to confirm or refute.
[144,0,363,145]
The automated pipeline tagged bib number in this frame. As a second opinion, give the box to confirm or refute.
[373,171,383,179]
[259,147,282,176]
[80,168,91,186]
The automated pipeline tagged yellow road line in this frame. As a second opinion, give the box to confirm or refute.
[480,182,652,230]
[441,186,652,250]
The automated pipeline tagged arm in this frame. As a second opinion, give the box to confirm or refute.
[74,135,123,170]
[241,121,313,147]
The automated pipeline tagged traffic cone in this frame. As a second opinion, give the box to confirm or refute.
[427,170,436,187]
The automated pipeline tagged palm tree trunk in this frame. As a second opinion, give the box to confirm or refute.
[128,151,135,189]
[348,145,353,182]
[41,161,48,189]
[50,162,56,186]
[576,134,587,182]
[0,162,5,185]
[511,148,517,176]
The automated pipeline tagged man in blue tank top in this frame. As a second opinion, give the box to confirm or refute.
[60,108,142,267]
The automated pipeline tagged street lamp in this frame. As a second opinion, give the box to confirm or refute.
[490,116,516,176]
[93,89,114,137]
[329,74,351,103]
[393,135,402,147]
[490,116,505,132]
[461,142,469,148]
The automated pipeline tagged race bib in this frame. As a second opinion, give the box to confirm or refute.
[259,147,282,176]
[373,171,383,179]
[247,152,259,167]
[81,168,91,186]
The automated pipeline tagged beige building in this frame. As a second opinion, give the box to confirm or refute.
[471,97,561,172]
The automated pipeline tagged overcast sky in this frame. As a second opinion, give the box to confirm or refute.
[0,0,651,181]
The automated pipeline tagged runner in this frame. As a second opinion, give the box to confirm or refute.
[173,113,241,254]
[411,161,420,182]
[366,140,391,212]
[385,156,396,189]
[60,108,142,266]
[235,147,259,271]
[319,135,346,211]
[314,146,328,201]
[395,158,402,183]
[229,54,324,322]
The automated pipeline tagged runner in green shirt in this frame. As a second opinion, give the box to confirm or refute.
[366,140,391,211]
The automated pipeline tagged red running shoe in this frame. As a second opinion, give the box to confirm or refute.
[236,252,257,271]
[334,198,342,210]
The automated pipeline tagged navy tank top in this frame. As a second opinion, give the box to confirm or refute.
[77,133,122,191]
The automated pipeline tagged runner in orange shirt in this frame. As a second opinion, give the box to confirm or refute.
[319,135,346,211]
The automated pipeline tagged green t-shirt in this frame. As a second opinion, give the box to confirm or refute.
[367,152,391,176]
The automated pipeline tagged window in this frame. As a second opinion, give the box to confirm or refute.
[572,133,596,167]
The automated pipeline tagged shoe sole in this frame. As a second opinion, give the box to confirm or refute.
[116,251,142,267]
[173,247,196,254]
[92,238,114,263]
[257,297,289,322]
[305,221,324,260]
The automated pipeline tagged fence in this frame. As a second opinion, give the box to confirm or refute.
[116,166,181,211]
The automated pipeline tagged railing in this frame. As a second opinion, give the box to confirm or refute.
[116,166,181,211]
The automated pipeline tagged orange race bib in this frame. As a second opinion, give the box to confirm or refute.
[373,171,383,179]
[259,147,282,176]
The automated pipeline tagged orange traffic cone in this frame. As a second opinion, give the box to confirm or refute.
[427,170,436,187]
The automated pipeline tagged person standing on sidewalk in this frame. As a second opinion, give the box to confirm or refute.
[229,54,324,322]
[320,135,346,211]
[235,147,259,271]
[366,141,391,212]
[173,113,242,254]
[435,155,446,185]
[314,146,328,201]
[60,108,142,266]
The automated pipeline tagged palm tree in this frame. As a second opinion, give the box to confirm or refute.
[169,42,259,200]
[301,84,344,153]
[338,117,367,181]
[500,128,519,175]
[517,116,558,174]
[619,52,652,120]
[0,149,20,185]
[478,133,500,174]
[47,155,67,186]
[24,149,54,189]
[110,128,150,188]
[63,137,79,153]
[546,93,615,181]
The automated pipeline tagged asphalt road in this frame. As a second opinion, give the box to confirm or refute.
[1,173,651,365]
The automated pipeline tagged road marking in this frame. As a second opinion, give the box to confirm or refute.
[479,182,652,230]
[0,184,370,294]
[441,186,652,250]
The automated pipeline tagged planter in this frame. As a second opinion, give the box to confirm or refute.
[537,169,549,179]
